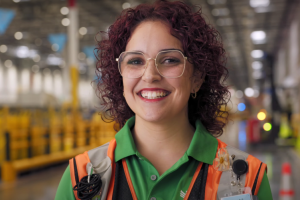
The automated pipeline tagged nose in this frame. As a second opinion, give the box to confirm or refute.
[141,58,162,82]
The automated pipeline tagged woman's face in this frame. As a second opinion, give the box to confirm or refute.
[123,20,203,123]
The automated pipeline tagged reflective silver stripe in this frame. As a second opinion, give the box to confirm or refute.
[87,142,112,200]
[217,145,250,200]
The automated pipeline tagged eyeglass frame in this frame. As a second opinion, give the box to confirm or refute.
[115,49,188,79]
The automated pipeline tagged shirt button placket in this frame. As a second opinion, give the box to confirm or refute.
[151,175,157,181]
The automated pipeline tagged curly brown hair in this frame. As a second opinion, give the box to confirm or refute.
[95,0,230,137]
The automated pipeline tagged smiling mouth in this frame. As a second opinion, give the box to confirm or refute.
[138,90,170,99]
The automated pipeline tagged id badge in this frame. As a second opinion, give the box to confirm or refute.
[220,193,252,200]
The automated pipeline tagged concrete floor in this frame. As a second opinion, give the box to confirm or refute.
[0,146,299,200]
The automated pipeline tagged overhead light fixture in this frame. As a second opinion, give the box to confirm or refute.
[52,44,59,51]
[14,32,23,40]
[60,7,69,15]
[251,31,266,44]
[212,8,230,16]
[32,64,40,73]
[47,54,62,66]
[252,61,263,70]
[122,2,131,9]
[252,70,263,79]
[15,46,29,58]
[244,87,254,97]
[250,0,270,8]
[13,0,21,2]
[4,60,13,68]
[33,54,41,62]
[79,27,88,35]
[0,45,7,53]
[251,50,264,59]
[61,18,70,26]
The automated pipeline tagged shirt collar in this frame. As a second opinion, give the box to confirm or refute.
[114,116,218,164]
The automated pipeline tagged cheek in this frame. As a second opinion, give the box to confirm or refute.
[123,79,139,97]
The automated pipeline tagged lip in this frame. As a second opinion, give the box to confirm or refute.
[137,88,171,102]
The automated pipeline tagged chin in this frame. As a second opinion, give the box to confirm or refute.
[137,110,167,123]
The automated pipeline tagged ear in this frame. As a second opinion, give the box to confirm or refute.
[191,72,206,93]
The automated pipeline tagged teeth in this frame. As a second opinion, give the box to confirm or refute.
[141,90,168,99]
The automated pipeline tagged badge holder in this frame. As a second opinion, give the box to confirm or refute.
[213,148,253,200]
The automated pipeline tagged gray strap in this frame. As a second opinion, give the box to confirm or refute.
[87,142,112,200]
[217,145,250,200]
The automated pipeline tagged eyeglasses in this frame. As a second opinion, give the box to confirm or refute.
[116,50,187,79]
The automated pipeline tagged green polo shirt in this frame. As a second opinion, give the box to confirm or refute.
[55,117,273,200]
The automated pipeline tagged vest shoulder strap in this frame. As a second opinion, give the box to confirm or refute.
[69,139,117,200]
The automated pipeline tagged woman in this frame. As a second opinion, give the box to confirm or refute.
[55,1,273,199]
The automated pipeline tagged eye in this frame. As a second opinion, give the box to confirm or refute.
[128,58,144,65]
[162,58,180,64]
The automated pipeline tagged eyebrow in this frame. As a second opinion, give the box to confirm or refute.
[131,48,184,54]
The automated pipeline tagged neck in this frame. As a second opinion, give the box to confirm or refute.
[132,113,195,174]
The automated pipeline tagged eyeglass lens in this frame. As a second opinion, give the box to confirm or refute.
[118,50,185,78]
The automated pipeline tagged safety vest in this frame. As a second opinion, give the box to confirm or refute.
[70,139,266,200]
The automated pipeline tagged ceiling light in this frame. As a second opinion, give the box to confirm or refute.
[13,0,21,2]
[60,7,69,15]
[15,46,29,58]
[235,90,243,98]
[251,50,264,58]
[250,0,270,8]
[0,45,7,53]
[79,27,87,35]
[245,87,254,97]
[212,8,230,16]
[61,18,70,26]
[251,31,266,44]
[33,54,41,62]
[47,54,62,66]
[4,60,13,68]
[52,44,59,51]
[252,70,263,79]
[14,32,23,40]
[208,0,226,5]
[122,2,131,9]
[32,64,39,73]
[252,61,262,70]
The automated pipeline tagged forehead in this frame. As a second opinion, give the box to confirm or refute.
[125,20,183,54]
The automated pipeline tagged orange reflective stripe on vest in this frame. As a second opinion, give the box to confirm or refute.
[245,155,267,195]
[183,162,204,200]
[69,151,91,200]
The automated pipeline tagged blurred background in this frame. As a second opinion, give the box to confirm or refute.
[0,0,300,199]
